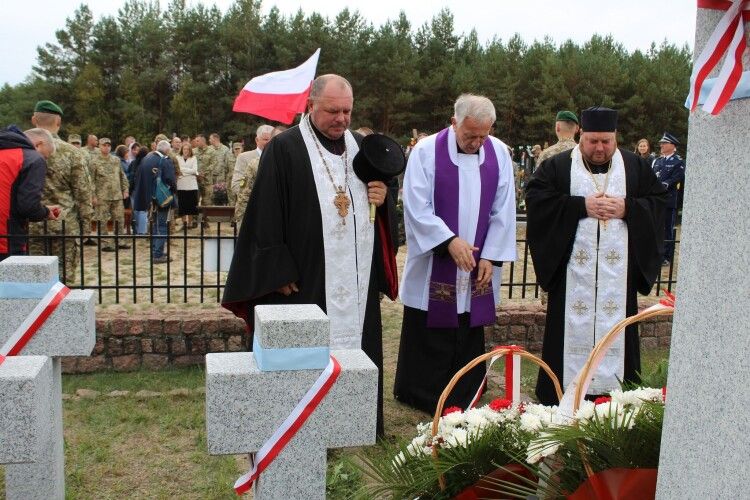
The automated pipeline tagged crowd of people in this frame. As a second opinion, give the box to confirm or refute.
[1,82,685,437]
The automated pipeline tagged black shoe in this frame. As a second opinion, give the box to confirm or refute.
[153,255,172,263]
[117,243,131,249]
[102,246,115,252]
[83,238,97,246]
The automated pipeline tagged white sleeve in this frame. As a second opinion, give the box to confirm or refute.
[481,140,517,262]
[181,157,198,176]
[402,143,455,257]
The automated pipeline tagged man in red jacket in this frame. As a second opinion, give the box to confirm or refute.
[0,126,60,261]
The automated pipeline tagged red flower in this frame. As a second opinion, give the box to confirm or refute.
[662,386,667,402]
[659,289,676,308]
[443,406,462,416]
[489,398,513,411]
[594,396,612,405]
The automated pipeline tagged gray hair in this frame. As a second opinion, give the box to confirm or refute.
[156,140,171,154]
[256,124,274,137]
[24,128,56,155]
[454,94,496,126]
[309,74,352,101]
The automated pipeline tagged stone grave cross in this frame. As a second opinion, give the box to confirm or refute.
[0,256,96,499]
[206,304,378,500]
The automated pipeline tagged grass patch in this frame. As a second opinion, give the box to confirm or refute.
[63,366,206,394]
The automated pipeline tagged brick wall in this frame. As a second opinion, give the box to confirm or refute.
[61,303,673,374]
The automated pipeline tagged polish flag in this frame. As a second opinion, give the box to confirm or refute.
[232,49,321,124]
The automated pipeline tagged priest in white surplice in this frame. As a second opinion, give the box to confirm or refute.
[394,94,517,414]
[526,106,667,406]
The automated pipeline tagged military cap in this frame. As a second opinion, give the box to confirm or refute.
[99,137,112,145]
[34,100,64,116]
[68,134,82,144]
[555,110,579,124]
[232,142,243,149]
[658,131,680,145]
[581,106,618,132]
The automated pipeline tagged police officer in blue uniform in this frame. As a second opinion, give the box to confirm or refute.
[652,132,685,265]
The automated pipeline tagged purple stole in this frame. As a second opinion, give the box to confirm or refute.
[426,127,499,329]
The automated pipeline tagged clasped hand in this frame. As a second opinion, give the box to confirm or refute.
[447,237,492,287]
[585,192,626,220]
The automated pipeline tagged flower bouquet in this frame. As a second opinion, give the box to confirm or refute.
[212,182,228,206]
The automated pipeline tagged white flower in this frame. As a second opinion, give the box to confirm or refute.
[520,413,543,432]
[446,428,469,447]
[441,411,465,428]
[575,401,596,421]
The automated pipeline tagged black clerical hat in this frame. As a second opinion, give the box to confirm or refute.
[581,106,618,132]
[353,134,406,183]
[658,131,680,145]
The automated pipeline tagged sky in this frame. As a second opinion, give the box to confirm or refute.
[0,0,697,86]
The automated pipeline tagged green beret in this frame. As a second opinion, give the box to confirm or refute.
[555,110,578,124]
[34,100,64,116]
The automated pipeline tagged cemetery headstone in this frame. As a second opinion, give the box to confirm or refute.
[205,304,378,499]
[0,256,96,499]
[656,7,750,498]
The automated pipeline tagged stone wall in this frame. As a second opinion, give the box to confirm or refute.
[61,303,673,374]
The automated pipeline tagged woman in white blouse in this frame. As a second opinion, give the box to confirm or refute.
[176,142,199,229]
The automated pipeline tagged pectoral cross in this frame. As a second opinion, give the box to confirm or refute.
[333,188,350,223]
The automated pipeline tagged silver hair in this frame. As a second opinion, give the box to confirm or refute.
[24,128,56,155]
[454,94,496,126]
[256,124,274,137]
[156,140,171,153]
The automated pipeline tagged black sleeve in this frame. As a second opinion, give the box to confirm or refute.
[14,151,49,222]
[432,236,457,256]
[625,157,668,294]
[525,157,587,291]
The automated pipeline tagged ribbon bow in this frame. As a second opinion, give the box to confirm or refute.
[687,0,750,115]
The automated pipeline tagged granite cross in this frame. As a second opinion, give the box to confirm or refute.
[0,256,96,499]
[205,304,378,500]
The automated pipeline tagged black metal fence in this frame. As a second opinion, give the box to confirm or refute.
[2,221,679,304]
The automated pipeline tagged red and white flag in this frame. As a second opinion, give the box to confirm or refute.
[233,49,321,124]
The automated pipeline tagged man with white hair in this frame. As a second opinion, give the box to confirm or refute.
[230,124,273,196]
[0,125,61,261]
[131,140,176,262]
[394,94,517,414]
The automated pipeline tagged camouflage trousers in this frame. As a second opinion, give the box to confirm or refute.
[28,219,81,281]
[96,200,126,247]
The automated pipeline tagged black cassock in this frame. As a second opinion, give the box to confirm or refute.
[525,148,667,405]
[221,125,398,436]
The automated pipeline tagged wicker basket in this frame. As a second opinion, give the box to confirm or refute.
[431,346,563,491]
[571,305,674,479]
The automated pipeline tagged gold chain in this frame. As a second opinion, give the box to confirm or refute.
[305,116,349,193]
[581,156,612,194]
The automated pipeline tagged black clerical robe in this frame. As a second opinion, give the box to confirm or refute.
[526,148,667,405]
[221,125,397,435]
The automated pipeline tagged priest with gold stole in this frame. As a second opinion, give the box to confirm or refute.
[526,106,667,405]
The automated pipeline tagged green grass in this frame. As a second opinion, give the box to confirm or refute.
[62,365,207,394]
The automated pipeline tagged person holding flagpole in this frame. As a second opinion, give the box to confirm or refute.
[222,74,398,436]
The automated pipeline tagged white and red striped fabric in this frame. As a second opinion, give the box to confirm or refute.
[232,49,321,124]
[233,354,340,495]
[467,345,522,410]
[0,281,69,366]
[687,0,750,114]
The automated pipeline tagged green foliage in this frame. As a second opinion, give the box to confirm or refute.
[4,3,691,149]
[358,424,531,499]
[326,454,365,499]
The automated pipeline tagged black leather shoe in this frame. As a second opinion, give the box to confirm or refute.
[102,246,115,252]
[83,238,97,246]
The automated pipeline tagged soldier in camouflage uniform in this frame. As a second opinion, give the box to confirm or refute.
[228,142,243,205]
[209,133,233,206]
[536,110,579,165]
[193,134,218,207]
[28,100,94,280]
[68,134,82,147]
[233,156,260,230]
[90,138,130,251]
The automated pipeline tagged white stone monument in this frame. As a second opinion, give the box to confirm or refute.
[205,304,378,499]
[0,356,53,464]
[0,256,96,499]
[656,6,750,498]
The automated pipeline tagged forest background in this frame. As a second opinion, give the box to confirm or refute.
[0,0,691,148]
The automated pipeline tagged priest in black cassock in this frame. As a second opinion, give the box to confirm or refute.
[395,94,517,415]
[526,106,667,406]
[221,74,398,436]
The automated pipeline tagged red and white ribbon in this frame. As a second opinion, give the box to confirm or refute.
[0,281,69,366]
[467,345,522,410]
[687,0,750,114]
[233,355,341,495]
